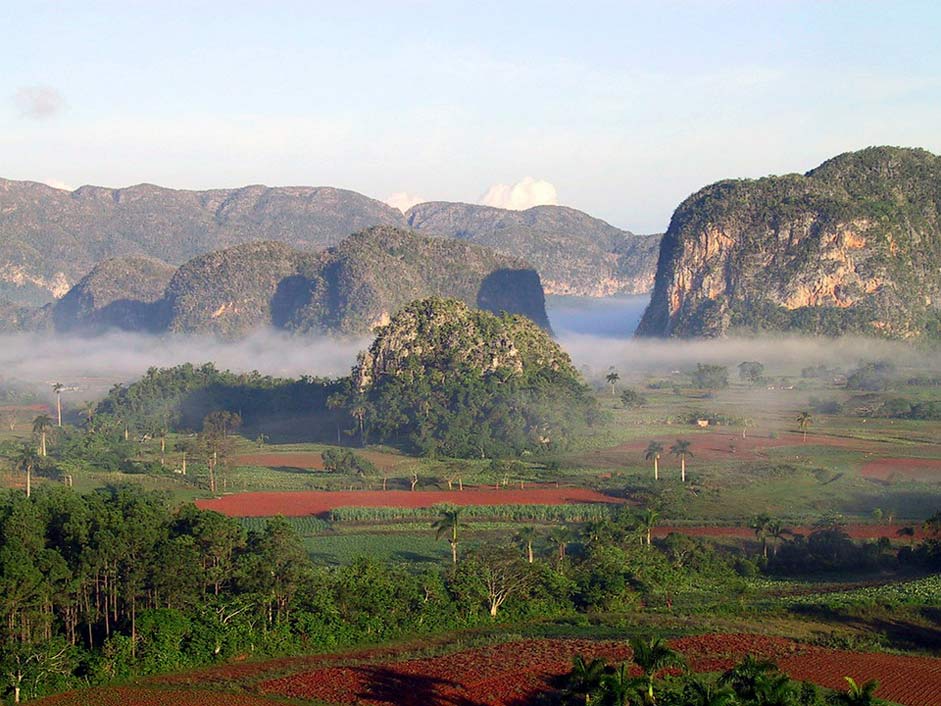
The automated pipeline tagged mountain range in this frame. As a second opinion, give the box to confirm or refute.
[0,178,657,304]
[6,227,549,337]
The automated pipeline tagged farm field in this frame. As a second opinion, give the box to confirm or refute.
[195,487,622,517]
[35,633,941,706]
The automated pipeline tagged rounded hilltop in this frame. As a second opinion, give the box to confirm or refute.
[344,297,596,458]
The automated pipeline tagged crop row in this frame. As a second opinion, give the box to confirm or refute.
[329,502,613,523]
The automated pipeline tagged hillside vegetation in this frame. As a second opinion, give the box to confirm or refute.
[3,227,551,337]
[407,201,661,296]
[638,146,941,339]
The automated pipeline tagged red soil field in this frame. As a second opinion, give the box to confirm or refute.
[254,634,941,706]
[196,487,622,517]
[860,457,941,481]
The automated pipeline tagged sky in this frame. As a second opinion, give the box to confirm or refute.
[2,1,939,233]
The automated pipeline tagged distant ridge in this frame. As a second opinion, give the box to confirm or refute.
[0,178,657,303]
[406,201,661,297]
[8,227,551,337]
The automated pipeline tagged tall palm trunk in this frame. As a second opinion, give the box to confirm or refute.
[654,455,659,480]
[681,454,686,482]
[40,431,47,457]
[56,393,62,426]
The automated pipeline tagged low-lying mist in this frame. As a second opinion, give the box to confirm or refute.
[0,331,370,401]
[560,333,941,381]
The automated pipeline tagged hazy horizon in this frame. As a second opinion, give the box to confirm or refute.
[4,1,940,233]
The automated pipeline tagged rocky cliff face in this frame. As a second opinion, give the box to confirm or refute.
[38,228,551,337]
[637,147,941,339]
[405,202,660,296]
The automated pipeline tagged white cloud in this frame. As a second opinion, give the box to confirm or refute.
[385,192,426,213]
[13,86,65,119]
[480,177,558,210]
[42,178,74,191]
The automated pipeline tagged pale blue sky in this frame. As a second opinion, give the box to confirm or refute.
[2,1,939,232]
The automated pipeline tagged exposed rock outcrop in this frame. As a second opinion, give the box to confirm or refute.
[637,147,941,339]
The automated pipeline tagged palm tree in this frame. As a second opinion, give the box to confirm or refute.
[15,444,40,498]
[516,525,538,563]
[567,654,608,706]
[629,636,685,703]
[766,520,791,557]
[606,371,620,395]
[81,401,97,431]
[51,382,64,426]
[683,676,736,706]
[548,526,572,565]
[644,441,663,481]
[741,417,753,439]
[750,514,772,559]
[753,672,797,706]
[669,440,692,482]
[599,662,633,706]
[834,677,879,706]
[638,508,658,548]
[432,507,464,565]
[719,655,780,702]
[796,411,813,442]
[32,413,54,457]
[923,511,941,538]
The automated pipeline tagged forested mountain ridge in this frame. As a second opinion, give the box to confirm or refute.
[637,147,941,339]
[15,227,551,337]
[0,178,405,304]
[0,178,657,304]
[406,201,661,296]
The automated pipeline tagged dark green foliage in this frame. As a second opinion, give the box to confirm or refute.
[692,364,729,389]
[95,362,344,442]
[619,388,647,408]
[321,449,376,475]
[845,361,896,391]
[738,361,765,384]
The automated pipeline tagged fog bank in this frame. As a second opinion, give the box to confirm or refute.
[560,332,941,378]
[0,331,369,400]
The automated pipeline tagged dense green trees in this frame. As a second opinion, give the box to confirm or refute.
[0,485,762,701]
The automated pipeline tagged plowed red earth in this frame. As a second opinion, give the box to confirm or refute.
[47,634,940,705]
[860,457,941,481]
[196,487,622,517]
[255,634,941,706]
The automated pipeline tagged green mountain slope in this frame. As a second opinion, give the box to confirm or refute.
[406,201,661,296]
[42,227,550,337]
[637,147,941,339]
[0,179,405,304]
